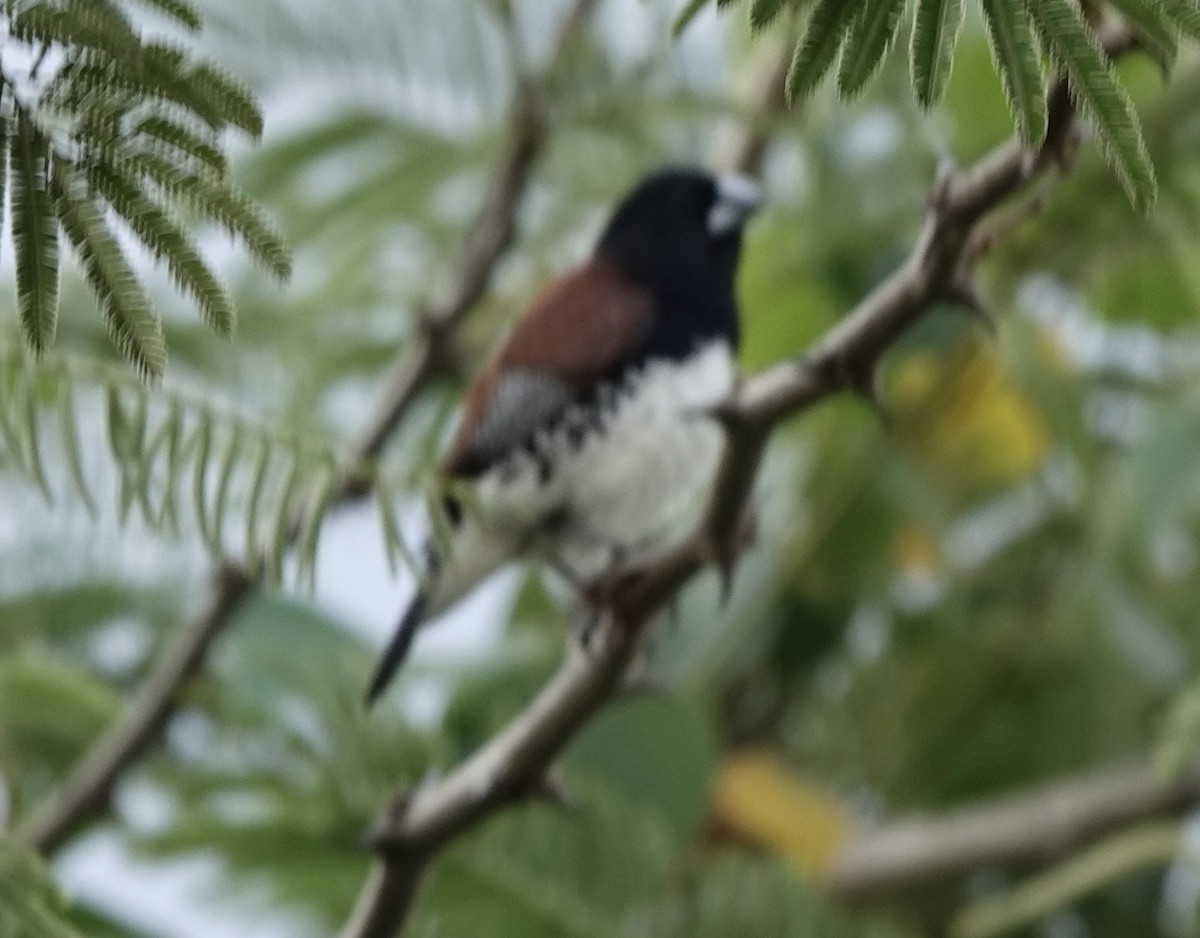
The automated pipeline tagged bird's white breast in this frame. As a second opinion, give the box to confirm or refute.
[470,340,736,582]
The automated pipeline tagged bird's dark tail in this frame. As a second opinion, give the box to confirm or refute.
[364,590,428,707]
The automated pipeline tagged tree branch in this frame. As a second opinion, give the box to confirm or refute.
[952,821,1183,938]
[342,28,1141,937]
[828,759,1200,914]
[14,563,253,851]
[13,0,597,857]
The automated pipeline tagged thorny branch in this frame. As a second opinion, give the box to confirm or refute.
[340,25,1143,938]
[13,0,600,856]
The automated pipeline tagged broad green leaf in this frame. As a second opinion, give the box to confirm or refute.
[1026,0,1157,210]
[980,0,1046,145]
[910,0,964,106]
[787,0,866,102]
[0,839,82,938]
[837,0,908,97]
[0,656,120,757]
[12,113,60,355]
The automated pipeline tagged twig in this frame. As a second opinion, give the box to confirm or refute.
[341,28,1140,937]
[951,820,1182,938]
[15,563,253,852]
[13,0,593,857]
[830,759,1200,908]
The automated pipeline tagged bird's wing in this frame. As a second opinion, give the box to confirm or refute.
[442,258,653,477]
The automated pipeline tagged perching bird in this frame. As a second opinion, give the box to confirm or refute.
[366,166,761,704]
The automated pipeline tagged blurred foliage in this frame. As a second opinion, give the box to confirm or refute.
[682,0,1200,210]
[0,345,378,587]
[0,838,81,937]
[2,0,1200,937]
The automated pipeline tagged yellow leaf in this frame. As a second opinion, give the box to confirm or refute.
[893,345,1047,489]
[711,749,850,876]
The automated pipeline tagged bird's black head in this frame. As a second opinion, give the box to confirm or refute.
[595,166,761,352]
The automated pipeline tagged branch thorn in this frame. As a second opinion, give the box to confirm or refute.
[930,156,958,218]
[849,364,891,427]
[528,767,576,812]
[948,277,996,334]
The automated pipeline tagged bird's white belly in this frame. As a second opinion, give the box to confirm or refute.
[471,340,735,582]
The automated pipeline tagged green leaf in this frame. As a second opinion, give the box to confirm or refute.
[1106,0,1179,73]
[10,1,141,65]
[134,114,227,174]
[910,0,964,107]
[377,480,420,578]
[0,114,7,274]
[11,112,60,355]
[109,386,145,523]
[267,452,301,584]
[89,162,234,336]
[297,464,336,590]
[127,0,203,30]
[212,423,243,544]
[837,0,909,97]
[156,401,185,532]
[56,373,96,514]
[980,0,1046,145]
[186,64,263,139]
[1026,0,1157,211]
[1158,0,1200,41]
[133,407,172,525]
[749,0,790,32]
[132,152,291,279]
[0,655,120,758]
[787,0,866,102]
[104,384,127,472]
[425,479,458,560]
[192,411,215,551]
[245,438,270,563]
[19,369,53,503]
[0,839,83,938]
[672,0,711,35]
[0,357,28,476]
[54,173,167,380]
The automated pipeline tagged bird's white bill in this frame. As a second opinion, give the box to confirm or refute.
[707,173,763,235]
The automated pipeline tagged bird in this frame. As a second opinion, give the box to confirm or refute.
[365,166,762,705]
